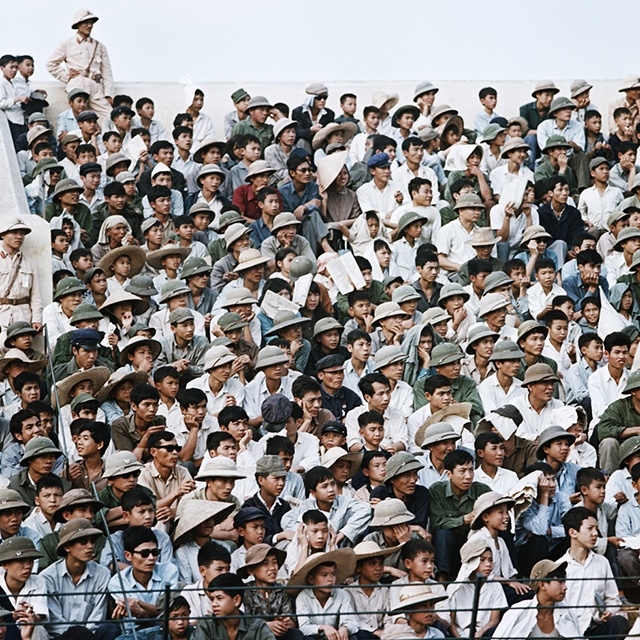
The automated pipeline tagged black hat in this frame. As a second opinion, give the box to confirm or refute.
[71,328,101,351]
[233,506,266,529]
[110,105,134,120]
[321,421,347,436]
[316,354,345,372]
[79,162,102,176]
[77,110,98,123]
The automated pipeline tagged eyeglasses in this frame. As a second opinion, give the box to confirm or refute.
[132,547,160,558]
[315,95,328,101]
[115,470,141,479]
[156,445,182,453]
[297,167,312,173]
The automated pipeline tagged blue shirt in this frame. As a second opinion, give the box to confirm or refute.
[248,217,272,249]
[562,274,609,311]
[515,493,572,548]
[279,180,320,211]
[555,461,580,498]
[56,109,78,137]
[99,529,175,568]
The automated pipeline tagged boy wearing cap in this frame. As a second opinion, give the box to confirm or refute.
[578,158,624,231]
[41,517,115,638]
[560,507,628,640]
[210,225,251,293]
[488,138,534,200]
[45,179,92,243]
[478,340,527,412]
[232,96,275,157]
[0,218,43,333]
[229,135,263,191]
[356,152,404,221]
[492,558,580,640]
[225,89,250,139]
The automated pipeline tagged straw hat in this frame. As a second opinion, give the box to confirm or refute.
[0,349,46,381]
[312,122,358,150]
[233,248,270,272]
[172,499,236,547]
[317,150,348,192]
[391,583,447,612]
[54,366,111,408]
[470,492,516,530]
[287,548,357,589]
[195,457,246,481]
[99,289,148,317]
[237,543,286,579]
[97,246,146,278]
[320,448,363,480]
[146,246,191,271]
[353,540,402,561]
[95,370,148,404]
[245,160,276,182]
[118,336,162,366]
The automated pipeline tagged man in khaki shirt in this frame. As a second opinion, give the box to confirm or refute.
[47,9,114,123]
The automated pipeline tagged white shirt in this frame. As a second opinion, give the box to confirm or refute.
[489,204,539,253]
[471,527,517,579]
[489,163,534,198]
[392,237,422,283]
[255,429,320,472]
[561,550,621,634]
[434,220,478,266]
[356,179,402,217]
[477,373,526,413]
[42,302,73,349]
[526,282,567,321]
[480,143,506,175]
[0,571,48,616]
[186,373,246,428]
[192,112,215,148]
[348,131,372,164]
[149,306,206,340]
[417,452,448,488]
[345,404,408,451]
[391,163,440,205]
[23,507,60,538]
[0,77,24,125]
[156,399,183,432]
[588,365,628,426]
[388,380,413,419]
[510,394,567,441]
[243,374,293,420]
[447,579,507,638]
[605,468,634,509]
[605,251,632,287]
[578,185,624,230]
[538,118,586,154]
[473,465,519,495]
[542,337,573,378]
[131,116,167,144]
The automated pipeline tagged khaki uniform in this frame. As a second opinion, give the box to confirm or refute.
[46,35,114,123]
[0,249,42,331]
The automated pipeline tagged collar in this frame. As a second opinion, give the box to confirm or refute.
[76,35,94,44]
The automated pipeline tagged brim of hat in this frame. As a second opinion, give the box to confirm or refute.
[373,354,409,371]
[0,356,46,381]
[53,184,83,199]
[272,219,302,232]
[4,328,38,348]
[370,512,414,527]
[325,451,364,480]
[54,284,87,301]
[102,461,144,479]
[237,546,287,579]
[20,446,63,466]
[52,499,104,524]
[287,549,357,590]
[233,256,270,272]
[470,497,516,529]
[172,502,236,547]
[95,370,149,404]
[485,279,514,293]
[219,320,248,332]
[520,232,552,247]
[0,548,43,563]
[418,429,461,449]
[531,86,559,98]
[385,460,424,481]
[56,527,103,555]
[524,373,560,386]
[438,290,470,304]
[118,340,162,366]
[97,246,146,279]
[354,544,402,561]
[194,469,247,481]
[313,323,345,337]
[245,167,276,182]
[126,285,159,297]
[265,316,311,337]
[372,311,409,327]
[146,247,192,271]
[467,236,500,246]
[542,141,572,153]
[158,287,192,303]
[182,265,213,279]
[255,354,290,369]
[536,432,575,459]
[614,233,640,251]
[500,143,530,159]
[72,15,98,28]
[53,366,111,408]
[391,592,448,612]
[477,302,509,320]
[571,85,592,98]
[0,502,29,515]
[194,143,227,164]
[490,349,525,361]
[465,330,500,353]
[396,215,427,238]
[204,353,237,371]
[313,122,359,151]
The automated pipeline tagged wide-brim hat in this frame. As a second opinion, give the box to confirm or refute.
[536,425,576,459]
[105,153,129,176]
[541,135,571,153]
[477,294,510,320]
[99,289,149,317]
[0,537,43,563]
[287,549,357,590]
[0,490,29,515]
[614,226,640,252]
[321,448,363,480]
[146,246,191,271]
[32,158,63,178]
[422,308,451,326]
[265,311,311,337]
[194,137,228,164]
[522,362,560,386]
[570,79,593,98]
[52,489,104,524]
[625,369,640,394]
[353,540,402,561]
[317,150,348,192]
[392,285,422,305]
[204,346,237,371]
[373,345,409,371]
[233,248,270,272]
[3,322,38,348]
[54,366,111,408]
[246,96,273,111]
[484,271,514,293]
[413,81,439,101]
[312,122,358,150]
[531,81,559,97]
[466,227,499,246]
[124,276,158,298]
[19,436,62,466]
[470,491,516,530]
[430,342,464,367]
[52,178,83,200]
[372,91,399,111]
[72,9,99,28]
[385,452,423,482]
[217,312,249,333]
[415,420,462,450]
[392,583,448,612]
[172,500,236,547]
[222,288,259,308]
[430,104,459,122]
[118,336,162,366]
[196,163,226,186]
[500,136,530,159]
[95,370,149,404]
[56,518,103,556]
[391,105,421,129]
[245,160,276,182]
[370,498,415,527]
[255,345,290,370]
[27,125,52,147]
[0,349,46,381]
[271,212,302,233]
[438,282,470,305]
[54,277,86,302]
[517,319,549,342]
[465,322,500,352]
[548,96,575,116]
[103,451,143,479]
[520,225,552,246]
[195,457,247,481]
[454,192,484,211]
[237,543,287,580]
[490,339,525,361]
[372,302,408,327]
[436,115,464,139]
[630,250,640,273]
[416,404,472,444]
[97,246,146,279]
[619,76,640,92]
[618,435,640,467]
[273,118,297,141]
[480,123,506,143]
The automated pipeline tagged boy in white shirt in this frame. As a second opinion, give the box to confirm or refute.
[578,157,623,231]
[526,258,566,320]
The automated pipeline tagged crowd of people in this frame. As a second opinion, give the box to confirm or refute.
[4,6,640,640]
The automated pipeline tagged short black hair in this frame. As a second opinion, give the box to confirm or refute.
[576,249,603,267]
[340,93,356,104]
[147,430,176,450]
[130,384,159,406]
[177,388,207,410]
[9,409,38,437]
[148,185,172,203]
[346,328,371,345]
[475,432,503,452]
[357,410,385,429]
[153,366,180,383]
[35,474,63,494]
[198,540,231,568]
[543,310,568,326]
[479,87,497,100]
[547,175,568,192]
[207,432,236,451]
[104,182,126,198]
[77,420,111,453]
[423,374,452,396]
[362,449,387,470]
[302,509,328,526]
[123,525,157,553]
[266,435,294,456]
[292,375,322,400]
[416,246,439,268]
[218,406,249,428]
[149,140,174,155]
[121,487,154,512]
[304,466,334,494]
[206,573,244,602]
[443,449,473,471]
[604,331,631,352]
[504,258,526,275]
[13,371,41,394]
[450,177,475,197]
[401,538,435,561]
[359,373,390,398]
[576,467,605,492]
[468,259,493,278]
[534,257,556,272]
[355,256,372,272]
[578,332,602,351]
[562,506,597,536]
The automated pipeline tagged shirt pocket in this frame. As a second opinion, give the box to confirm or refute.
[18,264,33,289]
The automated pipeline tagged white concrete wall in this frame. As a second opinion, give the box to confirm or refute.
[38,79,625,137]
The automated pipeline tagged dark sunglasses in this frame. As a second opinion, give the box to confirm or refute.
[315,94,328,101]
[74,536,97,545]
[132,547,160,558]
[116,470,141,480]
[156,445,182,453]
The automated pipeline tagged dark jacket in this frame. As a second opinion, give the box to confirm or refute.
[537,202,585,246]
[291,106,336,144]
